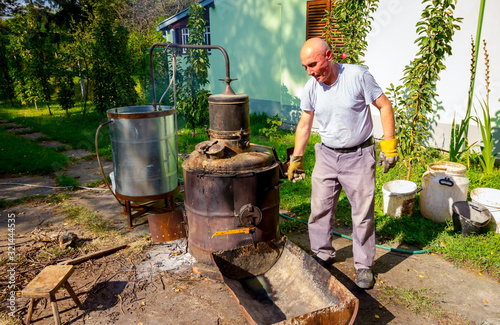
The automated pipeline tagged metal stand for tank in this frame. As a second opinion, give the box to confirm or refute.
[116,187,180,229]
[95,116,181,229]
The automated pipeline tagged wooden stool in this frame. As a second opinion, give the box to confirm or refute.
[22,265,81,325]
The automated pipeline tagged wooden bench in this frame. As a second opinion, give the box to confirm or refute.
[22,265,81,325]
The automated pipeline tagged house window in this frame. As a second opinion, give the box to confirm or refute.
[181,27,190,54]
[204,26,211,53]
[175,25,211,54]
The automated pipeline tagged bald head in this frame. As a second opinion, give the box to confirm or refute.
[300,38,336,85]
[300,38,331,60]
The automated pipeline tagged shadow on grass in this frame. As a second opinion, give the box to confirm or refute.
[375,208,446,248]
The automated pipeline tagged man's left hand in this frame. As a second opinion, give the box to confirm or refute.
[378,139,399,173]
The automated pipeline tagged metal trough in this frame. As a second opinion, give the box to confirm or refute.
[211,237,358,325]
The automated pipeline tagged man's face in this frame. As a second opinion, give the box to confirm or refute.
[300,49,333,84]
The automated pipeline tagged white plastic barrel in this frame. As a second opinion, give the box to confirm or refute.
[471,188,500,233]
[382,180,418,218]
[419,161,469,223]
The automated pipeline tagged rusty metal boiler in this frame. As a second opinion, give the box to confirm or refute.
[182,90,283,265]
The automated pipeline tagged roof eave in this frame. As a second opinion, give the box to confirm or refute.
[157,0,215,32]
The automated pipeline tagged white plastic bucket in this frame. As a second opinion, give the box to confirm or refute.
[470,188,500,233]
[419,161,469,223]
[382,180,418,218]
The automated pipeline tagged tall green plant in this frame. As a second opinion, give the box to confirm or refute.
[465,0,486,120]
[463,0,486,167]
[387,0,462,180]
[448,114,474,162]
[449,37,475,162]
[322,0,378,65]
[473,40,496,175]
[448,37,479,162]
[474,100,496,174]
[177,3,210,136]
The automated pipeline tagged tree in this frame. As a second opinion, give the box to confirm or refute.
[0,21,15,105]
[56,69,76,116]
[386,0,462,180]
[6,5,58,114]
[0,0,19,17]
[89,0,138,114]
[2,0,195,115]
[323,0,379,65]
[121,0,197,104]
[177,3,210,136]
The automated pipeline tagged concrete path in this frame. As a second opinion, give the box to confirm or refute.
[288,231,500,324]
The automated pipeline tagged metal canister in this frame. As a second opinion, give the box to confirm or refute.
[107,105,178,200]
[207,93,250,152]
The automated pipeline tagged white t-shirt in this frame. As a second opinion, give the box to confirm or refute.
[300,63,383,148]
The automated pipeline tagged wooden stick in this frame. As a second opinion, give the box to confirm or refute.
[57,245,128,265]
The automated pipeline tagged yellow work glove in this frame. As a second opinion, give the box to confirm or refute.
[287,155,305,181]
[378,139,399,173]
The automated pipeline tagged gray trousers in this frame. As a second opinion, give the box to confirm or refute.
[309,142,376,270]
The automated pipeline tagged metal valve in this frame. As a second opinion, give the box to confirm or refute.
[238,204,263,227]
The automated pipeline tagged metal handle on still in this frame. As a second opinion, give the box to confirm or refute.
[95,119,124,206]
[210,204,263,246]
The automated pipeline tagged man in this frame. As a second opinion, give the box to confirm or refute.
[288,38,398,289]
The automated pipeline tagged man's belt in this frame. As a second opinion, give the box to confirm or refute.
[322,136,374,153]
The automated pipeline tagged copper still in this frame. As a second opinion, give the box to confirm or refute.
[182,79,284,265]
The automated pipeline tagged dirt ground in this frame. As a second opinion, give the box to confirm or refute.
[1,123,500,324]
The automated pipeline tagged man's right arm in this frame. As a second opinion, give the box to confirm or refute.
[292,110,314,156]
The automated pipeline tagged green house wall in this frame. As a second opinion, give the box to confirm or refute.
[207,0,308,124]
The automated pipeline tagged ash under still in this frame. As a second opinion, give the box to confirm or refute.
[135,238,196,279]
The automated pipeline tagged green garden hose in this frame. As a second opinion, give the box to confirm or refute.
[279,213,430,254]
[176,177,429,254]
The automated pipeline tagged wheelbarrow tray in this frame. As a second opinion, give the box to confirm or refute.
[211,237,358,325]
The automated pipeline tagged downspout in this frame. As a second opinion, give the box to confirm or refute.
[276,1,283,113]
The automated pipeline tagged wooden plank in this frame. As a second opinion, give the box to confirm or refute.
[57,244,128,266]
[22,265,74,296]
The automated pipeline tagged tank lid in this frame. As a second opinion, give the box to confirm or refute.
[427,161,466,176]
[182,147,274,174]
[107,105,174,119]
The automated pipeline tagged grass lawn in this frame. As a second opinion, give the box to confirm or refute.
[1,100,499,279]
[0,127,69,174]
[0,101,112,160]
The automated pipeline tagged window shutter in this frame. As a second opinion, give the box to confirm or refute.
[306,0,344,51]
[306,0,331,40]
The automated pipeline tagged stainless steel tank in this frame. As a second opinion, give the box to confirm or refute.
[107,105,178,199]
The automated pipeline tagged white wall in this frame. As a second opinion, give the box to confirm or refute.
[364,0,500,152]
